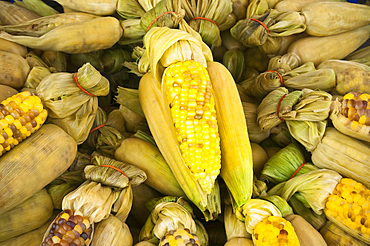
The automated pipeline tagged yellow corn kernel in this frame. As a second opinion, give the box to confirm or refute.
[159,228,201,246]
[253,216,301,246]
[164,60,221,194]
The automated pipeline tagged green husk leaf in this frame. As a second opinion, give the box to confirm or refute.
[116,87,145,118]
[119,19,146,46]
[19,0,59,16]
[223,49,245,83]
[260,142,316,184]
[261,195,293,217]
[116,0,146,19]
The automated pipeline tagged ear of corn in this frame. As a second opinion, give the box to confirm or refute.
[0,123,77,215]
[252,216,301,246]
[0,85,18,102]
[0,91,47,156]
[0,50,30,89]
[0,38,28,57]
[330,92,370,143]
[336,68,370,95]
[0,188,54,242]
[324,178,370,244]
[0,1,40,25]
[311,127,370,188]
[53,0,117,15]
[159,228,201,246]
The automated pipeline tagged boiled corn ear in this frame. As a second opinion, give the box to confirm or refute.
[320,221,368,246]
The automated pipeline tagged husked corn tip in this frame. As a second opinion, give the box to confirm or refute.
[0,91,47,156]
[253,216,301,246]
[159,228,201,246]
[42,209,93,246]
[324,178,370,242]
[341,92,370,129]
[164,60,221,194]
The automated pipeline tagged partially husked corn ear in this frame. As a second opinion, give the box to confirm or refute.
[324,178,370,244]
[159,228,201,246]
[0,90,47,156]
[341,92,370,127]
[336,68,370,95]
[42,209,93,246]
[320,221,368,246]
[164,60,221,193]
[252,216,301,246]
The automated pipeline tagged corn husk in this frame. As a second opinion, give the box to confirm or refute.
[53,0,117,15]
[69,51,104,73]
[0,12,98,37]
[224,205,251,241]
[246,0,269,19]
[260,138,282,159]
[242,102,270,143]
[116,0,146,19]
[85,154,147,189]
[224,238,254,246]
[267,169,342,215]
[286,120,327,152]
[268,53,301,73]
[320,220,368,246]
[0,1,40,25]
[138,198,197,245]
[261,137,310,184]
[116,87,145,118]
[203,220,226,246]
[289,194,327,230]
[236,198,282,234]
[112,184,134,223]
[252,176,268,198]
[244,46,269,72]
[25,51,49,69]
[118,19,146,46]
[230,9,306,47]
[257,88,332,131]
[0,38,28,57]
[251,143,269,178]
[41,50,67,72]
[223,49,245,83]
[194,219,209,246]
[261,195,293,217]
[345,45,370,66]
[23,66,51,90]
[17,0,59,16]
[91,215,133,246]
[270,123,292,147]
[36,63,110,144]
[221,30,246,51]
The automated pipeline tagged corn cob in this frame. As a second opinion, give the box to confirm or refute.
[42,209,93,246]
[324,178,370,244]
[163,60,221,192]
[341,92,370,127]
[336,68,370,95]
[252,216,301,246]
[159,228,201,246]
[0,90,47,156]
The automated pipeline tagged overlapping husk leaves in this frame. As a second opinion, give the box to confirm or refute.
[36,62,110,144]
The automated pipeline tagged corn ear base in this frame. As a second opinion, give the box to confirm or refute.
[207,61,253,209]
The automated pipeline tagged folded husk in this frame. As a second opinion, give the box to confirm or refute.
[223,49,245,83]
[23,66,51,90]
[345,45,370,66]
[116,87,145,118]
[116,0,146,19]
[119,19,146,45]
[230,9,306,47]
[41,50,67,72]
[269,123,292,147]
[224,205,251,241]
[244,46,269,72]
[261,143,318,184]
[36,63,109,144]
[261,195,293,217]
[91,215,133,246]
[286,120,327,152]
[138,199,197,245]
[267,169,342,215]
[236,199,282,234]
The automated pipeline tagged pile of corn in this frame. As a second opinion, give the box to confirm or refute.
[1,0,370,245]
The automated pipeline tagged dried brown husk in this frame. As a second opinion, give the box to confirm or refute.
[91,214,133,246]
[36,63,110,144]
[242,102,270,143]
[230,9,306,47]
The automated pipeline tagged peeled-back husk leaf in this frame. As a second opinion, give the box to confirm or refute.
[223,49,245,83]
[260,142,316,183]
[62,180,121,223]
[330,98,370,143]
[261,195,293,217]
[91,214,133,246]
[345,46,370,66]
[268,53,301,72]
[116,0,146,19]
[286,120,327,152]
[267,169,342,215]
[118,19,146,45]
[85,154,147,189]
[23,66,51,90]
[111,184,133,224]
[284,68,336,91]
[246,0,269,19]
[194,219,209,246]
[236,199,282,234]
[224,205,251,241]
[116,87,145,118]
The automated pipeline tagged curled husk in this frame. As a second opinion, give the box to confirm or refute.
[119,19,146,45]
[224,204,251,241]
[267,169,342,215]
[236,199,282,234]
[36,62,110,144]
[243,102,270,143]
[22,66,51,91]
[261,195,293,217]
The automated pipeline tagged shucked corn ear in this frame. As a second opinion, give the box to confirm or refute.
[324,178,370,244]
[138,26,252,218]
[330,92,370,143]
[0,90,47,156]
